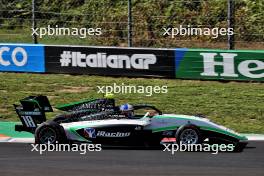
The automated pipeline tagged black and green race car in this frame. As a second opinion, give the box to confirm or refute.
[14,95,248,151]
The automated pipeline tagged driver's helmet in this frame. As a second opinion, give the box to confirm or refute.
[119,103,134,118]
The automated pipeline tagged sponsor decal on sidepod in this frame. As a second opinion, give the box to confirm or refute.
[84,128,131,138]
[97,131,131,137]
[84,128,96,138]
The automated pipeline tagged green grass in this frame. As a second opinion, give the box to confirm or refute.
[0,72,263,133]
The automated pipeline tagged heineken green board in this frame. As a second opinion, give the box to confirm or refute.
[175,49,264,81]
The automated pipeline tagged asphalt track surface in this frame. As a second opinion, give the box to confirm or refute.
[0,142,264,176]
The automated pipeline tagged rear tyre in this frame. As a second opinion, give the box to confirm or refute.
[35,121,67,144]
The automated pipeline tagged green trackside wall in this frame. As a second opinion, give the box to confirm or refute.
[175,49,264,81]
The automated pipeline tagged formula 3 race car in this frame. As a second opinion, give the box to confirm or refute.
[14,95,248,151]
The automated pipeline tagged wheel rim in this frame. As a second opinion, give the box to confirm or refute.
[39,127,56,144]
[179,129,198,144]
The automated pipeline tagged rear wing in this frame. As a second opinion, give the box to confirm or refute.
[14,95,53,133]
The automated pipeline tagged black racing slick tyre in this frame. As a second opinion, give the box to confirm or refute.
[35,121,67,144]
[176,125,202,145]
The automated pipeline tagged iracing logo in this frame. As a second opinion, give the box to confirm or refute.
[96,131,131,137]
[60,51,157,69]
[84,128,96,138]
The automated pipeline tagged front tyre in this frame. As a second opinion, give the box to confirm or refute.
[35,121,67,144]
[176,126,202,144]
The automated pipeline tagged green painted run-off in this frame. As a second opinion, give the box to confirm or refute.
[0,122,33,138]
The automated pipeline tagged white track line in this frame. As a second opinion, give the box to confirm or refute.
[0,137,34,143]
[242,134,264,141]
[0,137,12,142]
[7,138,35,143]
[1,134,264,143]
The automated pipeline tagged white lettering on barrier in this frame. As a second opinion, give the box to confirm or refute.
[200,52,264,79]
[0,47,28,67]
[60,51,157,70]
